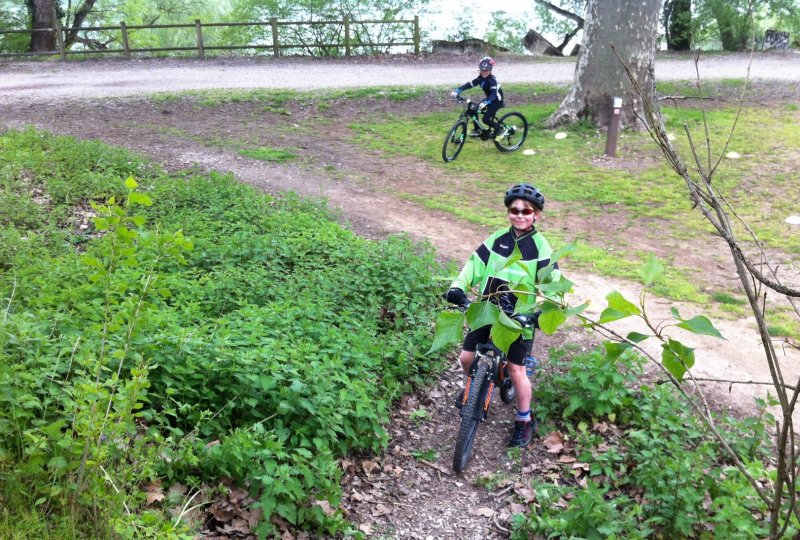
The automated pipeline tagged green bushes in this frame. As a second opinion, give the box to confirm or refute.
[515,348,775,538]
[0,129,443,537]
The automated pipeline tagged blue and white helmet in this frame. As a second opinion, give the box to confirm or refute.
[478,56,495,71]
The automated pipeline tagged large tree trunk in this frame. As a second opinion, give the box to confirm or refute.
[663,0,692,51]
[547,0,661,130]
[28,0,57,52]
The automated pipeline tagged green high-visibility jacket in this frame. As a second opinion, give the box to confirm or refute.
[450,226,559,316]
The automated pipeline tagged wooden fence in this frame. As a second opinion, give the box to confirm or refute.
[0,16,420,60]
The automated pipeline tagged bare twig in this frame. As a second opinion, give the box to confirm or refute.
[687,377,796,392]
[2,275,15,325]
[419,458,452,476]
[612,34,800,535]
[492,512,510,534]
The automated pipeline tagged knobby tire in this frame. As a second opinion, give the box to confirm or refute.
[442,120,467,162]
[500,380,516,404]
[493,112,529,153]
[453,362,490,473]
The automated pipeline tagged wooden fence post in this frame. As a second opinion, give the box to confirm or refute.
[195,19,205,59]
[120,21,131,60]
[271,18,279,57]
[52,3,66,60]
[344,15,351,57]
[413,15,420,55]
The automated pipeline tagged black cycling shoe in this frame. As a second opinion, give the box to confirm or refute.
[508,419,537,447]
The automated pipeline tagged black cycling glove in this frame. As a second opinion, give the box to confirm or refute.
[511,309,542,329]
[497,293,515,316]
[444,287,468,307]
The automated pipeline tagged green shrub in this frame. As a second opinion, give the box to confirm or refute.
[533,347,643,422]
[516,346,772,538]
[0,129,444,537]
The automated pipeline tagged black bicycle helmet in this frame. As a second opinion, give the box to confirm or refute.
[478,56,495,71]
[504,183,545,210]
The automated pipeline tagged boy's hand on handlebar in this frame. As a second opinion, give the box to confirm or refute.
[444,287,469,307]
[511,310,542,329]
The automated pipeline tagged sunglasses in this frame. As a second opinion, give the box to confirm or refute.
[508,207,535,216]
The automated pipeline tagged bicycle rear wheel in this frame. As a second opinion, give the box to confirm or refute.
[442,120,467,162]
[493,112,529,152]
[499,379,516,404]
[453,362,489,473]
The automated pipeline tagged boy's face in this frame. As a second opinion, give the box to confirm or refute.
[506,199,540,232]
[480,69,492,77]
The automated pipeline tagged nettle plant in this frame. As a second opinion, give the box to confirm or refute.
[0,177,192,533]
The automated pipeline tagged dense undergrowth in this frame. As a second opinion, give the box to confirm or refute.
[0,128,444,537]
[512,347,781,538]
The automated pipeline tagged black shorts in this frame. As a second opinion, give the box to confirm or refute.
[462,324,532,366]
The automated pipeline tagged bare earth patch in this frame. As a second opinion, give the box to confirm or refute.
[1,53,799,538]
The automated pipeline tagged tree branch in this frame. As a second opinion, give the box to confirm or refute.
[534,0,585,27]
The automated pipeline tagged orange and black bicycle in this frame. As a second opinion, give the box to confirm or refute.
[452,305,536,473]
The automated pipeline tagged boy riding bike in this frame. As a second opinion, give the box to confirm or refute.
[445,183,559,447]
[450,56,506,140]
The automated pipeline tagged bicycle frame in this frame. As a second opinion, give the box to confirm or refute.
[458,98,494,140]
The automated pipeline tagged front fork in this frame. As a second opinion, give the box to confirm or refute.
[463,356,497,421]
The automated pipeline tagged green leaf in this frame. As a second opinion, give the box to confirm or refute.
[47,456,68,470]
[661,338,695,380]
[599,291,641,323]
[676,315,724,339]
[499,244,522,271]
[125,176,138,189]
[626,331,650,343]
[604,341,631,361]
[565,301,589,317]
[128,192,153,207]
[465,301,499,330]
[639,254,664,286]
[427,311,465,355]
[491,312,523,353]
[538,309,566,335]
[537,275,574,296]
[549,242,576,264]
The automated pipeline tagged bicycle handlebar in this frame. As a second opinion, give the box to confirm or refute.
[444,295,540,329]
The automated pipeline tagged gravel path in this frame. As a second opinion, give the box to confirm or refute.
[1,50,799,104]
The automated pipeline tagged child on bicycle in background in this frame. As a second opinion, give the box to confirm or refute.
[450,56,506,140]
[444,183,559,448]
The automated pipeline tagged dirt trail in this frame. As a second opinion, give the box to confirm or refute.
[1,53,799,539]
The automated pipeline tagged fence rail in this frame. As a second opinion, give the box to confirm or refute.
[0,16,421,60]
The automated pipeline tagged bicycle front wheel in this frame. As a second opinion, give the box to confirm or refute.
[453,363,490,473]
[493,112,529,152]
[442,120,467,162]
